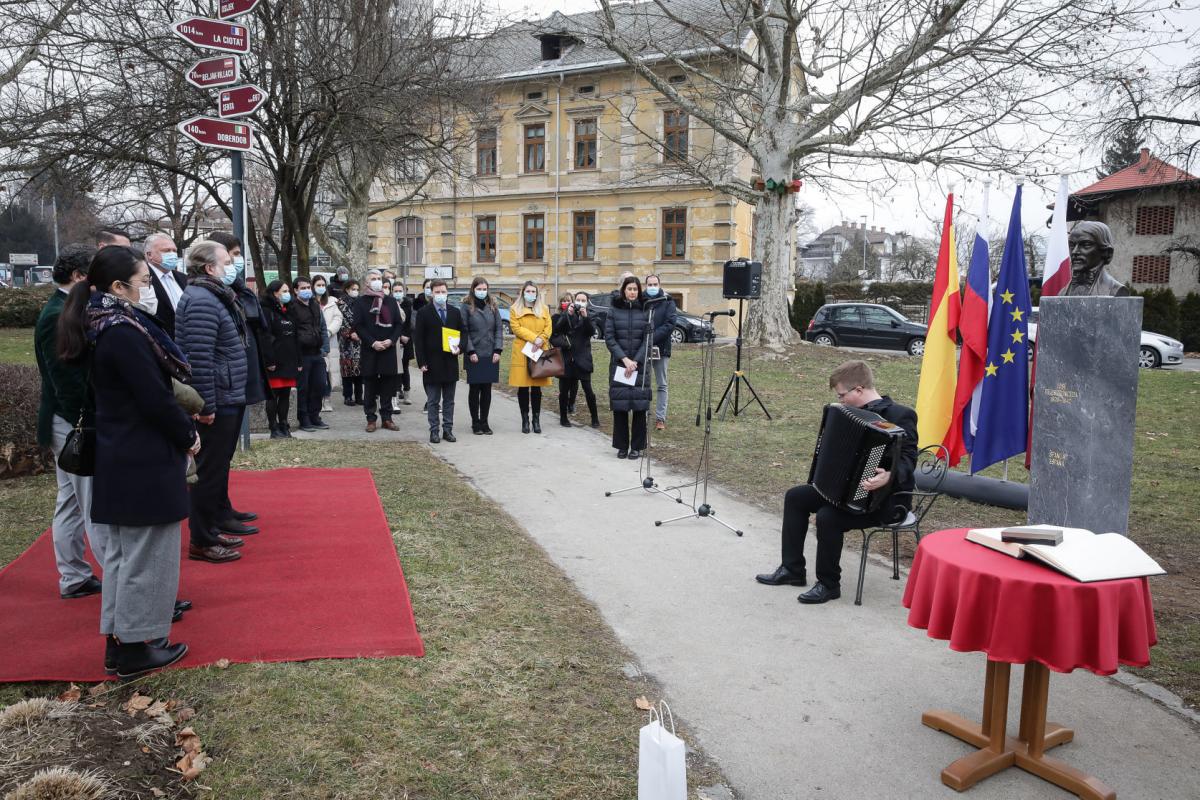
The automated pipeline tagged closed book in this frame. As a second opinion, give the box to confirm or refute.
[966,525,1165,582]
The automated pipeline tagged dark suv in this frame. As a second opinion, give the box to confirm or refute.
[804,302,927,356]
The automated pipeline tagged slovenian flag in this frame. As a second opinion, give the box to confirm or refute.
[915,193,960,450]
[971,185,1033,473]
[944,184,991,466]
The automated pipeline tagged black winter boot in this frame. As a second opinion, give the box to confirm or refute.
[115,640,189,680]
[532,413,542,434]
[521,413,531,434]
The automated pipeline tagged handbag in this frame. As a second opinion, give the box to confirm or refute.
[57,408,96,477]
[637,701,687,800]
[528,347,565,379]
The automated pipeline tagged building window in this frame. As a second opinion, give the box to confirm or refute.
[574,118,597,169]
[668,74,686,84]
[523,214,545,262]
[577,84,595,95]
[524,124,545,173]
[664,109,688,162]
[1135,206,1176,236]
[662,208,686,260]
[1132,254,1170,284]
[573,211,595,261]
[527,90,543,100]
[476,128,496,176]
[476,216,497,263]
[395,216,423,266]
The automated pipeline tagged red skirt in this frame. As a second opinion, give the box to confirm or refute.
[268,377,297,390]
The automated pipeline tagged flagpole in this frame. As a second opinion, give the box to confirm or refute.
[1003,458,1009,482]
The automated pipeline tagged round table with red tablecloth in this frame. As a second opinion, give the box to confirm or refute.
[902,528,1158,800]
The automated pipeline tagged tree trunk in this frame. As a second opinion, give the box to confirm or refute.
[744,189,799,349]
[344,200,372,278]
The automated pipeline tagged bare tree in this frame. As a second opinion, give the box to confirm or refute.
[585,0,1168,347]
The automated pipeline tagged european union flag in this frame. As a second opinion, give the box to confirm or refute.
[971,185,1033,473]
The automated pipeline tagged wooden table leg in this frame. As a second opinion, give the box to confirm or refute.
[924,660,1015,791]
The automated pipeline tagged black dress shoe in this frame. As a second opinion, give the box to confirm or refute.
[61,575,102,599]
[217,520,259,536]
[231,510,258,522]
[172,608,184,623]
[442,431,457,442]
[627,450,641,460]
[482,426,493,435]
[798,583,841,604]
[755,565,808,587]
[116,641,188,680]
[617,449,628,459]
[429,431,441,443]
[174,599,193,614]
[312,419,330,430]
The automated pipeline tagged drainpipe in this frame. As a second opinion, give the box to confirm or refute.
[554,73,563,299]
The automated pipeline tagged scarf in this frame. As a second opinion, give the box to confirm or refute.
[362,280,395,326]
[191,274,247,346]
[87,292,191,381]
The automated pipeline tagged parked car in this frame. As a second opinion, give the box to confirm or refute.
[446,290,512,334]
[669,310,714,343]
[804,302,928,356]
[1027,306,1183,369]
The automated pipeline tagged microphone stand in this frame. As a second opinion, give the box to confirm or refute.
[656,309,744,537]
[605,298,680,503]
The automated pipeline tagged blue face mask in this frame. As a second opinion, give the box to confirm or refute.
[474,289,488,300]
[523,292,538,304]
[233,256,245,277]
[297,288,313,301]
[221,263,238,286]
[646,286,661,297]
[423,287,433,298]
[432,293,448,306]
[160,252,179,271]
[280,292,292,304]
[315,285,327,296]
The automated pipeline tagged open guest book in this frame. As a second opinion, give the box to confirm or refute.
[965,524,1165,582]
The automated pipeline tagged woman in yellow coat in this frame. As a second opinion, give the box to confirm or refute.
[508,280,553,434]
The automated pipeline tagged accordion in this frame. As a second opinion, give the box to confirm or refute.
[807,404,907,513]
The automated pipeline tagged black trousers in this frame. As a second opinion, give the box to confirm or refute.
[781,484,885,590]
[296,354,327,424]
[189,413,242,547]
[363,375,396,423]
[559,376,597,419]
[400,357,412,392]
[342,376,363,403]
[517,386,542,416]
[468,383,493,426]
[612,410,647,451]
[265,387,291,430]
[216,407,246,518]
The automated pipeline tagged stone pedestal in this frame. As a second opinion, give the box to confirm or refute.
[1028,296,1142,535]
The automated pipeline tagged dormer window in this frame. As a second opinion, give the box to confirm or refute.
[538,32,579,61]
[526,90,543,101]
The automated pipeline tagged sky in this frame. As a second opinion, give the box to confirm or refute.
[489,0,1198,252]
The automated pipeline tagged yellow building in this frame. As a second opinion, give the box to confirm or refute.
[367,10,755,322]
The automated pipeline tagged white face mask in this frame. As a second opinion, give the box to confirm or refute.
[523,292,538,303]
[369,279,383,292]
[137,286,159,315]
[348,290,360,298]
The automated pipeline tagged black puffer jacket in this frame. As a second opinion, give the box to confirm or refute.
[603,294,652,412]
[552,308,595,377]
[260,297,302,380]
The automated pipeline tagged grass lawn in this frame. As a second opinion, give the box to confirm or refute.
[0,327,35,367]
[0,441,727,797]
[500,338,1200,708]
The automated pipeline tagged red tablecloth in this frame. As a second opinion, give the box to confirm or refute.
[902,529,1157,675]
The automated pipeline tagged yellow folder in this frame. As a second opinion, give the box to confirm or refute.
[442,327,461,353]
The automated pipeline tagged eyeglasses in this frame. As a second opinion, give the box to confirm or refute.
[835,386,860,401]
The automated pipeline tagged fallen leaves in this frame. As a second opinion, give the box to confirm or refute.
[214,658,231,669]
[174,727,212,781]
[57,683,82,702]
[634,695,654,711]
[124,692,153,715]
[115,692,212,783]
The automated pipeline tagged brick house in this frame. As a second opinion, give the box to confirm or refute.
[1068,148,1200,297]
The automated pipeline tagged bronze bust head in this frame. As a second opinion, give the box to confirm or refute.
[1065,222,1129,297]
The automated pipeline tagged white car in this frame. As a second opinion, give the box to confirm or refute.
[1028,306,1184,369]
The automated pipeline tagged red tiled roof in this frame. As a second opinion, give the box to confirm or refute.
[1073,148,1197,197]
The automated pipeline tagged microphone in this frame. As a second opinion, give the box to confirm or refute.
[707,309,736,317]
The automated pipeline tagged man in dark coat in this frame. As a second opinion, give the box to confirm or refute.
[413,279,463,443]
[144,232,186,338]
[644,274,677,430]
[755,360,918,604]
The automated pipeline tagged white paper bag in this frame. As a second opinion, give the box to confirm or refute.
[638,703,687,800]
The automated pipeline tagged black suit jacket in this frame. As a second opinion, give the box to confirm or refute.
[149,267,188,339]
[413,303,462,385]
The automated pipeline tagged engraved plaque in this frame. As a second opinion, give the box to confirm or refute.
[1028,296,1143,535]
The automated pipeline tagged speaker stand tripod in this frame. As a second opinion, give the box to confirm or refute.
[656,310,744,537]
[715,298,771,420]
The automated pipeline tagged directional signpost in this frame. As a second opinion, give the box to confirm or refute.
[218,84,268,118]
[186,55,240,89]
[178,116,254,151]
[218,0,262,19]
[172,17,249,54]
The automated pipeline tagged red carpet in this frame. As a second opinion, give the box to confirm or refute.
[0,468,424,683]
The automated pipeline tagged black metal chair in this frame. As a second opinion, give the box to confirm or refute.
[854,444,949,606]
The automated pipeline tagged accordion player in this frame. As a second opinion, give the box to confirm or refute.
[807,404,908,513]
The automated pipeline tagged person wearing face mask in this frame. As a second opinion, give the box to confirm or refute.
[35,244,107,600]
[329,267,351,299]
[604,275,652,458]
[336,279,364,405]
[413,278,462,443]
[57,245,198,678]
[353,269,404,432]
[413,278,433,313]
[143,232,187,338]
[460,276,503,434]
[260,280,302,437]
[175,241,251,564]
[552,290,600,429]
[643,274,676,430]
[314,275,342,414]
[508,281,554,434]
[387,282,414,411]
[290,277,331,432]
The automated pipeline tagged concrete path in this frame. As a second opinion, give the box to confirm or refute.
[290,383,1200,799]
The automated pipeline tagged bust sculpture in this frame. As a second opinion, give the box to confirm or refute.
[1065,221,1130,297]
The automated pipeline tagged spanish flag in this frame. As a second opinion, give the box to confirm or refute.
[915,193,961,450]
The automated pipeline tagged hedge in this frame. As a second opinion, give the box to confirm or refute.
[790,281,826,333]
[1179,292,1200,352]
[0,362,51,479]
[825,280,935,307]
[0,285,55,327]
[1135,287,1181,339]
